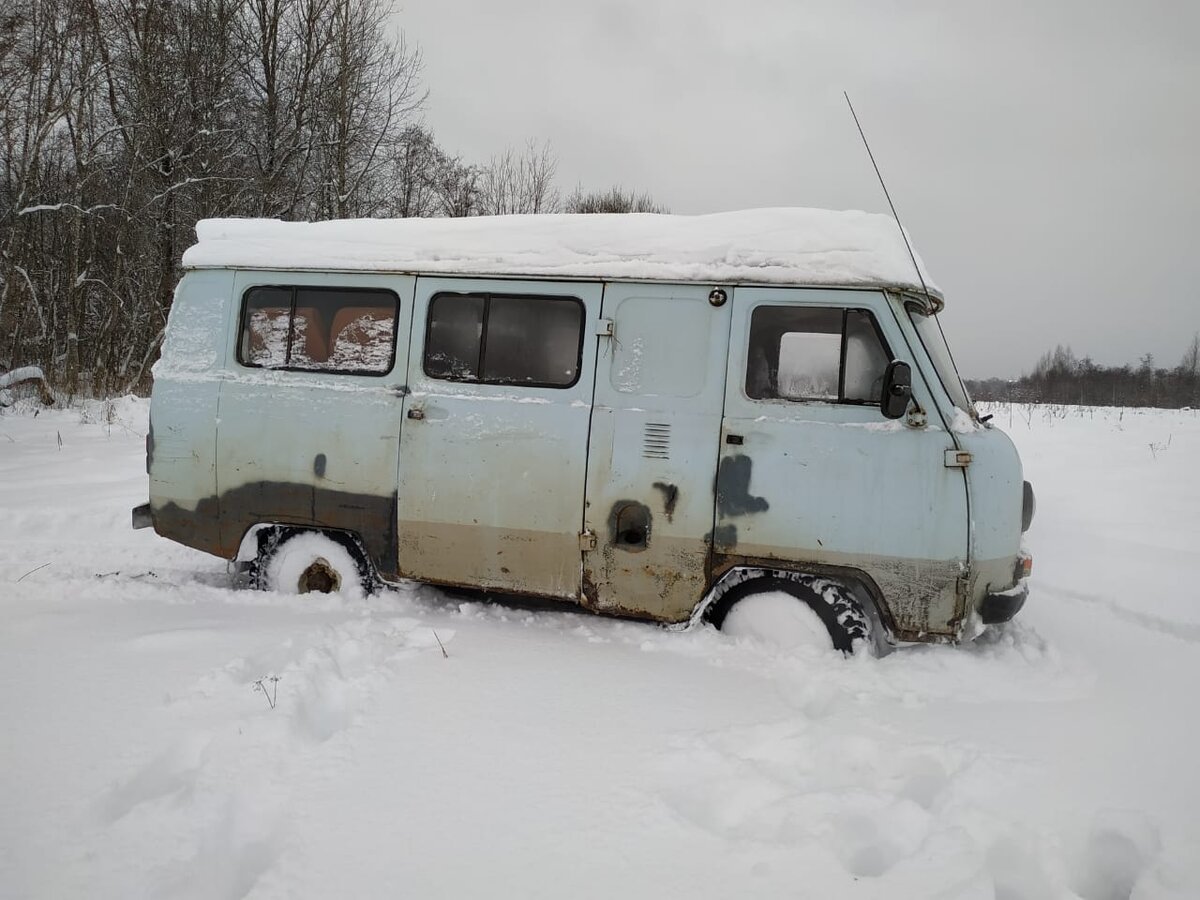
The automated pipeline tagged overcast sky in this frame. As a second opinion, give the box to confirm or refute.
[395,0,1198,378]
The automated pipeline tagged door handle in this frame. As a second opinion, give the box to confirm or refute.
[725,434,744,445]
[407,408,425,421]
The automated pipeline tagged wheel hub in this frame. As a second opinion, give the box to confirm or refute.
[297,557,341,593]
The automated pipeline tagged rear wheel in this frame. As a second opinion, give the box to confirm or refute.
[707,571,872,654]
[254,529,373,599]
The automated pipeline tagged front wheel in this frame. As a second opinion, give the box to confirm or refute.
[254,529,372,599]
[707,572,872,655]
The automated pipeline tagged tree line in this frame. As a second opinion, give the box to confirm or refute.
[0,0,663,397]
[966,335,1200,409]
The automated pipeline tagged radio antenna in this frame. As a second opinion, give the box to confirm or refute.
[844,92,975,409]
[843,91,935,310]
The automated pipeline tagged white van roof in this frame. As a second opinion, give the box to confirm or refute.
[184,208,941,298]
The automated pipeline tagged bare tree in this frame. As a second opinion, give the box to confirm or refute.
[387,124,441,217]
[0,0,88,387]
[1181,332,1200,378]
[969,335,1200,409]
[308,0,425,219]
[477,138,559,215]
[432,153,478,218]
[564,184,667,214]
[233,0,335,218]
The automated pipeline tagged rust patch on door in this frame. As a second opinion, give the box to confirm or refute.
[705,523,738,552]
[581,571,600,607]
[583,532,710,623]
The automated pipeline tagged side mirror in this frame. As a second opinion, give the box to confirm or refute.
[880,360,913,420]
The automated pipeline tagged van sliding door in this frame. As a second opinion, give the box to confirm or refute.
[396,278,602,600]
[581,283,734,621]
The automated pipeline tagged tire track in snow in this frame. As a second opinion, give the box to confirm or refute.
[1039,582,1200,644]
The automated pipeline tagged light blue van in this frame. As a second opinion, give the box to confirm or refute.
[134,209,1034,651]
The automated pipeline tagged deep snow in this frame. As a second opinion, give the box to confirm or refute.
[1,399,1197,899]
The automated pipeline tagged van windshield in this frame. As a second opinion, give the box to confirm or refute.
[907,308,974,413]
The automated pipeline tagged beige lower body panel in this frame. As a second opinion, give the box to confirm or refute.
[398,520,582,601]
[582,534,711,622]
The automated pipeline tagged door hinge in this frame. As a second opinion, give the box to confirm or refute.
[578,530,597,551]
[956,574,971,603]
[595,318,614,337]
[944,449,972,467]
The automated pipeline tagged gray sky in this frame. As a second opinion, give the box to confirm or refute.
[396,0,1198,378]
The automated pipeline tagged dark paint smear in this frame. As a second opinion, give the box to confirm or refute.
[154,482,399,576]
[716,455,769,517]
[651,482,678,521]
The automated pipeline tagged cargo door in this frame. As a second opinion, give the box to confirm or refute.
[396,278,602,599]
[581,283,733,622]
[716,287,969,637]
[215,272,415,576]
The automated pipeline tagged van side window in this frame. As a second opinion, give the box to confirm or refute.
[425,293,583,388]
[746,306,890,404]
[239,286,399,375]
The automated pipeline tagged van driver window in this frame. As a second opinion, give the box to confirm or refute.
[239,286,399,376]
[425,293,584,388]
[746,306,890,405]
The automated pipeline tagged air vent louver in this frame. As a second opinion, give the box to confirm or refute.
[643,422,671,459]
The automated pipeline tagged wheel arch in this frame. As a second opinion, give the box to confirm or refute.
[236,523,378,591]
[693,559,895,648]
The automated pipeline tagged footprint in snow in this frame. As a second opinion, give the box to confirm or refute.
[100,731,211,822]
[1069,811,1162,900]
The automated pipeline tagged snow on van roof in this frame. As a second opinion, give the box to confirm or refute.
[185,208,940,296]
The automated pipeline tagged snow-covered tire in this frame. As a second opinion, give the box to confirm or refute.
[706,571,872,655]
[255,530,371,600]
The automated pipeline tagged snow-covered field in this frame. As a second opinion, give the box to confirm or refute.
[1,399,1197,899]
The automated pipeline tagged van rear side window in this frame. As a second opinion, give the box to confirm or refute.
[425,292,584,388]
[746,306,890,404]
[239,286,399,375]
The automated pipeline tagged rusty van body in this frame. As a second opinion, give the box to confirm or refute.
[135,210,1033,644]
